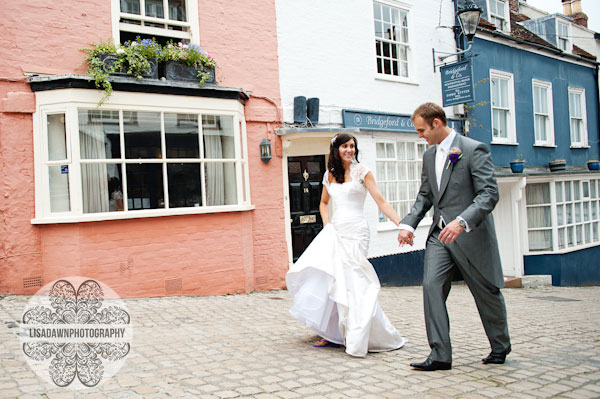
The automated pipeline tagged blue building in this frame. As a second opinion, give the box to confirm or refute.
[454,0,600,285]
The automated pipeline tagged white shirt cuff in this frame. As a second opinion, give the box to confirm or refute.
[456,216,471,232]
[398,223,415,234]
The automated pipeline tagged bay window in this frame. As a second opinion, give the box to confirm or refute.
[33,90,251,224]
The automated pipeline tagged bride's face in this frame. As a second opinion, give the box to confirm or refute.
[338,140,356,163]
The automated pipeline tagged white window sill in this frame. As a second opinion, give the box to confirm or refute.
[534,144,557,148]
[525,240,600,255]
[31,204,255,225]
[375,75,419,86]
[570,145,590,149]
[491,141,519,146]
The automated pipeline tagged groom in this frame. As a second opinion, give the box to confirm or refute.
[398,102,510,371]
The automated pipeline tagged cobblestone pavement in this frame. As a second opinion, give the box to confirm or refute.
[1,285,599,398]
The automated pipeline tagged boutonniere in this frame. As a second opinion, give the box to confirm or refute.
[446,147,463,169]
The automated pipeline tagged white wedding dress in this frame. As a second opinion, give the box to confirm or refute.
[286,161,407,357]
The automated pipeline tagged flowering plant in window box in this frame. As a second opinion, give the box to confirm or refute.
[159,42,216,85]
[83,38,161,103]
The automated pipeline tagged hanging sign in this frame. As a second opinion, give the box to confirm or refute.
[342,109,463,134]
[440,59,475,107]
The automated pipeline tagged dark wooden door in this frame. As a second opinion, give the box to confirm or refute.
[288,155,326,262]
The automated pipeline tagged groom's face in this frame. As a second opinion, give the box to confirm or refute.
[413,116,443,145]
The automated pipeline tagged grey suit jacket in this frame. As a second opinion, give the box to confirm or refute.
[401,134,504,288]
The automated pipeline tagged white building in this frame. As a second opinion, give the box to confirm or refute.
[275,0,462,282]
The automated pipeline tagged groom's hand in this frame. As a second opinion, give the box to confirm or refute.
[398,230,414,246]
[438,220,465,244]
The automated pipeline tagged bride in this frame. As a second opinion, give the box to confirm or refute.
[286,133,407,357]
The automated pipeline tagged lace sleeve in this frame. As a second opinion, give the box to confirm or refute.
[351,163,370,186]
[322,170,330,190]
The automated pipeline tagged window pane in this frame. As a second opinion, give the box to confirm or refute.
[203,116,235,159]
[527,206,551,228]
[591,180,597,198]
[584,202,590,221]
[79,110,121,159]
[168,163,201,208]
[165,113,199,158]
[574,181,581,200]
[145,0,163,18]
[575,203,582,223]
[49,165,70,212]
[48,114,67,161]
[376,143,386,158]
[557,204,564,225]
[594,222,599,241]
[373,3,381,20]
[565,181,572,201]
[526,183,550,204]
[566,204,573,224]
[585,223,591,243]
[81,164,123,213]
[168,0,186,21]
[558,228,565,249]
[125,112,161,159]
[528,230,552,251]
[583,181,590,198]
[376,162,386,180]
[555,182,563,202]
[126,163,164,210]
[205,162,237,206]
[121,0,140,14]
[576,225,583,245]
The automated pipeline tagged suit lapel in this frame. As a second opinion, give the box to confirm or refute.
[436,135,461,203]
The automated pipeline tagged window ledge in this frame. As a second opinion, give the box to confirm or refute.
[570,145,591,149]
[533,144,557,148]
[27,74,250,104]
[375,75,419,86]
[31,204,256,225]
[526,240,600,256]
[491,141,519,146]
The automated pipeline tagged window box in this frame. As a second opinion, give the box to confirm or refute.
[160,60,215,84]
[509,160,525,173]
[587,161,600,171]
[100,53,159,79]
[549,159,566,172]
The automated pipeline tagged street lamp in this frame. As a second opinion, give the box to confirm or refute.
[433,0,482,70]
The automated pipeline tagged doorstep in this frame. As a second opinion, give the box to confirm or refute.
[504,275,552,288]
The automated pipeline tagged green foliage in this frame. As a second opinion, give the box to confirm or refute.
[82,38,216,105]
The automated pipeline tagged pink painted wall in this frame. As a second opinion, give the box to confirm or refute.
[0,0,288,297]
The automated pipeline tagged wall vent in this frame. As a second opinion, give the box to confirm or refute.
[165,278,182,292]
[23,277,43,289]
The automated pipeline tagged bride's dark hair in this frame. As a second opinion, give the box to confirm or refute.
[327,134,359,184]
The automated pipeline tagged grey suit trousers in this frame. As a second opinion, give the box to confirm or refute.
[424,228,510,363]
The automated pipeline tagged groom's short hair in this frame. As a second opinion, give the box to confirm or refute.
[412,102,447,127]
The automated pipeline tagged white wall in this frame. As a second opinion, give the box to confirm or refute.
[275,0,459,125]
[275,0,459,259]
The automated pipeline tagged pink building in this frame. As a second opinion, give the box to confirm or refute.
[0,0,288,297]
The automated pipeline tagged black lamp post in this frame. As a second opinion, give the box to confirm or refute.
[432,0,482,70]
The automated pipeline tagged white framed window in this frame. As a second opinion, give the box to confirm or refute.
[526,178,600,253]
[373,1,411,79]
[532,80,554,146]
[375,140,431,226]
[557,20,571,52]
[111,0,200,45]
[568,87,588,147]
[490,69,517,144]
[487,0,509,32]
[32,90,251,224]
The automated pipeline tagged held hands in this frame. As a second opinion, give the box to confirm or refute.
[438,219,465,244]
[398,230,414,247]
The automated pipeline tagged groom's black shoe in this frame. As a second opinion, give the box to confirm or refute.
[410,358,451,371]
[482,346,511,364]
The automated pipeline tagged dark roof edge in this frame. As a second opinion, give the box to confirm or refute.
[27,74,250,104]
[478,28,600,66]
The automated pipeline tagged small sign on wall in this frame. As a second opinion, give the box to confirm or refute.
[440,60,475,107]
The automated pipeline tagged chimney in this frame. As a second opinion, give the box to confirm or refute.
[562,0,588,28]
[562,0,572,16]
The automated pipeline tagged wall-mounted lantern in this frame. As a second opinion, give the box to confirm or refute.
[433,0,482,70]
[260,138,272,163]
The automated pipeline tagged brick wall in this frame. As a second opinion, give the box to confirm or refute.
[0,0,288,297]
